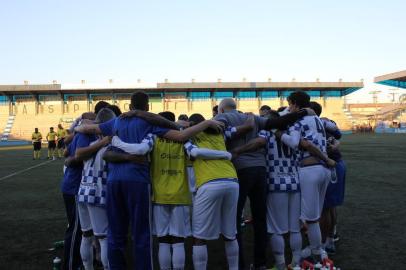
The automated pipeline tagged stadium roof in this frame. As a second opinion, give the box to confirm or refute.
[374,70,406,89]
[0,81,363,96]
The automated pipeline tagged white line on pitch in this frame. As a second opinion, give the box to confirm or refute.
[0,160,54,182]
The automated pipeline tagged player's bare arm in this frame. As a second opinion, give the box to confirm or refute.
[264,108,314,130]
[226,113,256,139]
[231,137,266,159]
[120,109,179,130]
[163,120,224,142]
[102,150,148,165]
[64,133,74,145]
[75,136,111,161]
[74,124,102,135]
[299,139,336,168]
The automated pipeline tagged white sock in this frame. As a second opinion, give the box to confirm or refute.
[270,234,285,270]
[158,243,172,270]
[98,237,109,270]
[290,232,302,266]
[80,236,94,270]
[172,242,185,270]
[307,222,322,254]
[224,240,239,270]
[193,245,208,270]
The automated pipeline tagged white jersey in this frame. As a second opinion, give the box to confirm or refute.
[284,115,327,161]
[258,130,299,192]
[78,141,108,206]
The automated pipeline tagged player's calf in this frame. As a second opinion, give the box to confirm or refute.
[80,229,94,270]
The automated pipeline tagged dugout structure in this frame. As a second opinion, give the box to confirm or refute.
[0,80,362,140]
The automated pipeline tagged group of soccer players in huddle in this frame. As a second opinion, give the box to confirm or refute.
[57,90,346,270]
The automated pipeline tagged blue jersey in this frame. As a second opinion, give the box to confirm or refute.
[259,130,299,192]
[287,116,327,161]
[61,133,96,195]
[99,117,169,183]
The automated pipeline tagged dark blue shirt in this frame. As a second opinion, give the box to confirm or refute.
[99,117,170,183]
[61,133,96,195]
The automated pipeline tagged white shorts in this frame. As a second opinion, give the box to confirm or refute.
[152,205,192,238]
[187,166,196,194]
[298,165,331,221]
[267,191,301,235]
[77,202,108,236]
[192,180,239,240]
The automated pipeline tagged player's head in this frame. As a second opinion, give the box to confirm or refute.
[287,91,310,112]
[310,101,322,116]
[50,127,54,131]
[35,128,38,133]
[94,101,110,114]
[178,114,188,121]
[58,124,63,129]
[95,108,116,124]
[107,105,122,116]
[189,113,219,134]
[212,105,218,117]
[259,105,271,117]
[130,91,149,111]
[218,98,236,114]
[159,111,176,122]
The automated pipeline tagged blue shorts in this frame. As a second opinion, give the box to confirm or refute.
[324,160,346,209]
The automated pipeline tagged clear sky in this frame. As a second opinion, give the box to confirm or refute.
[0,0,405,103]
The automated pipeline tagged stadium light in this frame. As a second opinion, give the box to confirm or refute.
[164,78,169,83]
[24,80,29,85]
[81,80,86,84]
[292,78,296,82]
[217,78,222,83]
[268,78,272,82]
[339,78,343,83]
[316,78,320,82]
[52,80,58,84]
[242,77,247,82]
[109,79,113,84]
[360,78,364,82]
[191,79,195,83]
[137,79,141,83]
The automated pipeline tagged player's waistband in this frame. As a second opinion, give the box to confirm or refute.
[299,156,324,168]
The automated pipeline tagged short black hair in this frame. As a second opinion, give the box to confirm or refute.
[50,127,54,130]
[260,105,271,111]
[213,105,218,113]
[159,111,176,122]
[287,91,310,109]
[95,108,116,124]
[107,105,122,116]
[277,106,287,112]
[178,114,188,121]
[130,91,149,111]
[310,101,322,116]
[189,113,219,134]
[94,101,110,114]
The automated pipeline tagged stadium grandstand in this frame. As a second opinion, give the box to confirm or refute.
[0,80,363,141]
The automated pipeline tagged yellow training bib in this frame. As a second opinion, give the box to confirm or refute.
[57,129,67,139]
[47,132,57,141]
[192,132,237,188]
[151,137,191,205]
[32,132,42,142]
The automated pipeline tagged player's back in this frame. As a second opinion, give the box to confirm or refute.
[295,115,327,160]
[151,137,191,205]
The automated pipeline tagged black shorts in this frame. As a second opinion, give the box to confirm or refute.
[33,142,41,151]
[57,138,65,149]
[48,141,56,149]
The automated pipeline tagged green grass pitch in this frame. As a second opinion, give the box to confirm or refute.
[0,134,405,269]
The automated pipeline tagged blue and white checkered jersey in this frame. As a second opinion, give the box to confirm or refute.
[78,141,109,206]
[258,130,299,192]
[283,116,327,161]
